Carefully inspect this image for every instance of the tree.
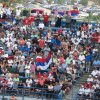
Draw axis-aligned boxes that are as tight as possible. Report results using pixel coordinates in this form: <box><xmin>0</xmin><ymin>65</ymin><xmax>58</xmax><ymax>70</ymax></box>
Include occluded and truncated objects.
<box><xmin>80</xmin><ymin>0</ymin><xmax>88</xmax><ymax>6</ymax></box>
<box><xmin>71</xmin><ymin>0</ymin><xmax>76</xmax><ymax>4</ymax></box>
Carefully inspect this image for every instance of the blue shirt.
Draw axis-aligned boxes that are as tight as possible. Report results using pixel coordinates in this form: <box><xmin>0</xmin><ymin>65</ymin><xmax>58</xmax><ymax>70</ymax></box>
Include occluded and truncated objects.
<box><xmin>85</xmin><ymin>55</ymin><xmax>92</xmax><ymax>62</ymax></box>
<box><xmin>51</xmin><ymin>38</ymin><xmax>61</xmax><ymax>46</ymax></box>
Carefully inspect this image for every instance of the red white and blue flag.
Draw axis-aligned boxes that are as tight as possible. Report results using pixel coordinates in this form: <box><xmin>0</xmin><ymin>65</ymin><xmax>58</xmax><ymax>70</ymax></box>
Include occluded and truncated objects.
<box><xmin>36</xmin><ymin>52</ymin><xmax>52</xmax><ymax>70</ymax></box>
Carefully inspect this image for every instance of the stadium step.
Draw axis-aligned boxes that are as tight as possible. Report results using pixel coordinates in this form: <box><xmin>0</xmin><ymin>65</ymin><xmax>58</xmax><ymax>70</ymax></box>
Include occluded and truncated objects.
<box><xmin>78</xmin><ymin>73</ymin><xmax>91</xmax><ymax>84</ymax></box>
<box><xmin>65</xmin><ymin>71</ymin><xmax>92</xmax><ymax>100</ymax></box>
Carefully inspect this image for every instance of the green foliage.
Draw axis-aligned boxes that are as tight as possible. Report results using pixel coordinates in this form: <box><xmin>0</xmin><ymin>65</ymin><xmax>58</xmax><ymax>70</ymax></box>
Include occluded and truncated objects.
<box><xmin>71</xmin><ymin>0</ymin><xmax>76</xmax><ymax>4</ymax></box>
<box><xmin>86</xmin><ymin>14</ymin><xmax>100</xmax><ymax>22</ymax></box>
<box><xmin>80</xmin><ymin>0</ymin><xmax>88</xmax><ymax>6</ymax></box>
<box><xmin>91</xmin><ymin>0</ymin><xmax>100</xmax><ymax>5</ymax></box>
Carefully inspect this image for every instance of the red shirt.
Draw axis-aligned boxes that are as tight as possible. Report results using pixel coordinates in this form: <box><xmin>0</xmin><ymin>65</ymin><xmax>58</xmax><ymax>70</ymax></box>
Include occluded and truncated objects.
<box><xmin>29</xmin><ymin>16</ymin><xmax>34</xmax><ymax>23</ymax></box>
<box><xmin>0</xmin><ymin>50</ymin><xmax>4</xmax><ymax>55</ymax></box>
<box><xmin>38</xmin><ymin>39</ymin><xmax>45</xmax><ymax>48</ymax></box>
<box><xmin>43</xmin><ymin>15</ymin><xmax>49</xmax><ymax>22</ymax></box>
<box><xmin>57</xmin><ymin>28</ymin><xmax>62</xmax><ymax>34</ymax></box>
<box><xmin>38</xmin><ymin>77</ymin><xmax>45</xmax><ymax>86</ymax></box>
<box><xmin>23</xmin><ymin>18</ymin><xmax>29</xmax><ymax>25</ymax></box>
<box><xmin>43</xmin><ymin>74</ymin><xmax>48</xmax><ymax>80</ymax></box>
<box><xmin>98</xmin><ymin>36</ymin><xmax>100</xmax><ymax>43</ymax></box>
<box><xmin>82</xmin><ymin>25</ymin><xmax>88</xmax><ymax>31</ymax></box>
<box><xmin>84</xmin><ymin>82</ymin><xmax>92</xmax><ymax>89</ymax></box>
<box><xmin>58</xmin><ymin>57</ymin><xmax>65</xmax><ymax>64</ymax></box>
<box><xmin>37</xmin><ymin>73</ymin><xmax>42</xmax><ymax>79</ymax></box>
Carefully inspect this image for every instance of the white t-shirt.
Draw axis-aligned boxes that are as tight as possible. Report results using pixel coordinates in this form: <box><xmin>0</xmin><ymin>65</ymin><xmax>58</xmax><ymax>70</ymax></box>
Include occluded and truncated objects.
<box><xmin>2</xmin><ymin>8</ymin><xmax>6</xmax><ymax>14</ymax></box>
<box><xmin>26</xmin><ymin>79</ymin><xmax>32</xmax><ymax>84</ymax></box>
<box><xmin>6</xmin><ymin>41</ymin><xmax>12</xmax><ymax>47</ymax></box>
<box><xmin>1</xmin><ymin>38</ymin><xmax>5</xmax><ymax>43</ymax></box>
<box><xmin>25</xmin><ymin>65</ymin><xmax>30</xmax><ymax>73</ymax></box>
<box><xmin>26</xmin><ymin>41</ymin><xmax>31</xmax><ymax>48</ymax></box>
<box><xmin>16</xmin><ymin>9</ymin><xmax>21</xmax><ymax>16</ymax></box>
<box><xmin>8</xmin><ymin>60</ymin><xmax>13</xmax><ymax>64</ymax></box>
<box><xmin>48</xmin><ymin>74</ymin><xmax>53</xmax><ymax>81</ymax></box>
<box><xmin>21</xmin><ymin>55</ymin><xmax>25</xmax><ymax>61</ymax></box>
<box><xmin>87</xmin><ymin>78</ymin><xmax>93</xmax><ymax>82</ymax></box>
<box><xmin>0</xmin><ymin>9</ymin><xmax>3</xmax><ymax>16</ymax></box>
<box><xmin>66</xmin><ymin>67</ymin><xmax>72</xmax><ymax>75</ymax></box>
<box><xmin>81</xmin><ymin>31</ymin><xmax>85</xmax><ymax>38</ymax></box>
<box><xmin>77</xmin><ymin>31</ymin><xmax>80</xmax><ymax>36</ymax></box>
<box><xmin>88</xmin><ymin>24</ymin><xmax>92</xmax><ymax>30</ymax></box>
<box><xmin>91</xmin><ymin>70</ymin><xmax>98</xmax><ymax>76</ymax></box>
<box><xmin>6</xmin><ymin>8</ymin><xmax>12</xmax><ymax>15</ymax></box>
<box><xmin>96</xmin><ymin>27</ymin><xmax>100</xmax><ymax>32</ymax></box>
<box><xmin>7</xmin><ymin>81</ymin><xmax>14</xmax><ymax>87</ymax></box>
<box><xmin>39</xmin><ymin>23</ymin><xmax>44</xmax><ymax>29</ymax></box>
<box><xmin>84</xmin><ymin>88</ymin><xmax>91</xmax><ymax>95</ymax></box>
<box><xmin>26</xmin><ymin>79</ymin><xmax>32</xmax><ymax>87</ymax></box>
<box><xmin>79</xmin><ymin>55</ymin><xmax>85</xmax><ymax>61</ymax></box>
<box><xmin>79</xmin><ymin>88</ymin><xmax>84</xmax><ymax>94</ymax></box>
<box><xmin>13</xmin><ymin>44</ymin><xmax>18</xmax><ymax>50</ymax></box>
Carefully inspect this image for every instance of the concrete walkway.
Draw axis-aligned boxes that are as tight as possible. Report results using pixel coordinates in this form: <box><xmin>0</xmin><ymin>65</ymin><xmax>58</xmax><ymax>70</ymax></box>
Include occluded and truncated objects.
<box><xmin>0</xmin><ymin>95</ymin><xmax>47</xmax><ymax>100</ymax></box>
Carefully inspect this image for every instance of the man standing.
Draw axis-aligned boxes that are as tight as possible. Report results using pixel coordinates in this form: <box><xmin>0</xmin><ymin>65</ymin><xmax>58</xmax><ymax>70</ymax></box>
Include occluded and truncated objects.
<box><xmin>85</xmin><ymin>53</ymin><xmax>92</xmax><ymax>72</ymax></box>
<box><xmin>16</xmin><ymin>8</ymin><xmax>21</xmax><ymax>17</ymax></box>
<box><xmin>43</xmin><ymin>12</ymin><xmax>49</xmax><ymax>26</ymax></box>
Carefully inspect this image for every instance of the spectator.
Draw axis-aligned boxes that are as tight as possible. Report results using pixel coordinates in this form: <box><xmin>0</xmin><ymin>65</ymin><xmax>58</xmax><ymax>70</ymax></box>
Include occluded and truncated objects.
<box><xmin>25</xmin><ymin>63</ymin><xmax>30</xmax><ymax>78</ymax></box>
<box><xmin>26</xmin><ymin>77</ymin><xmax>32</xmax><ymax>88</ymax></box>
<box><xmin>87</xmin><ymin>75</ymin><xmax>93</xmax><ymax>82</ymax></box>
<box><xmin>10</xmin><ymin>94</ymin><xmax>16</xmax><ymax>100</ymax></box>
<box><xmin>13</xmin><ymin>74</ymin><xmax>19</xmax><ymax>84</ymax></box>
<box><xmin>78</xmin><ymin>85</ymin><xmax>84</xmax><ymax>96</ymax></box>
<box><xmin>53</xmin><ymin>82</ymin><xmax>61</xmax><ymax>93</ymax></box>
<box><xmin>16</xmin><ymin>8</ymin><xmax>21</xmax><ymax>17</ymax></box>
<box><xmin>43</xmin><ymin>13</ymin><xmax>49</xmax><ymax>26</ymax></box>
<box><xmin>0</xmin><ymin>4</ymin><xmax>99</xmax><ymax>100</ymax></box>
<box><xmin>85</xmin><ymin>53</ymin><xmax>92</xmax><ymax>72</ymax></box>
<box><xmin>38</xmin><ymin>21</ymin><xmax>44</xmax><ymax>30</ymax></box>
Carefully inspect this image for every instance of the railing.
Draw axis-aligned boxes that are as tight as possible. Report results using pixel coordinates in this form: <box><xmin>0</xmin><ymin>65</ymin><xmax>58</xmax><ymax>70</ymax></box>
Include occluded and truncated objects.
<box><xmin>75</xmin><ymin>89</ymin><xmax>99</xmax><ymax>100</ymax></box>
<box><xmin>0</xmin><ymin>86</ymin><xmax>63</xmax><ymax>100</ymax></box>
<box><xmin>69</xmin><ymin>82</ymin><xmax>100</xmax><ymax>100</ymax></box>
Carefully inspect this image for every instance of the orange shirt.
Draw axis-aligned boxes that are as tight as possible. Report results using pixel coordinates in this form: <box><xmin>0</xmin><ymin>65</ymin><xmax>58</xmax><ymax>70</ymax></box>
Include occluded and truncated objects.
<box><xmin>58</xmin><ymin>57</ymin><xmax>65</xmax><ymax>64</ymax></box>
<box><xmin>19</xmin><ymin>39</ymin><xmax>25</xmax><ymax>45</ymax></box>
<box><xmin>38</xmin><ymin>78</ymin><xmax>45</xmax><ymax>86</ymax></box>
<box><xmin>38</xmin><ymin>39</ymin><xmax>45</xmax><ymax>48</ymax></box>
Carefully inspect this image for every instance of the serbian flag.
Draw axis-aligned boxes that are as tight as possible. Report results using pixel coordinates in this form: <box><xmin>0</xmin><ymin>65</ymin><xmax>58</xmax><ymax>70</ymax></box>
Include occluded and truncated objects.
<box><xmin>71</xmin><ymin>9</ymin><xmax>79</xmax><ymax>16</ymax></box>
<box><xmin>36</xmin><ymin>52</ymin><xmax>52</xmax><ymax>70</ymax></box>
<box><xmin>23</xmin><ymin>17</ymin><xmax>30</xmax><ymax>25</ymax></box>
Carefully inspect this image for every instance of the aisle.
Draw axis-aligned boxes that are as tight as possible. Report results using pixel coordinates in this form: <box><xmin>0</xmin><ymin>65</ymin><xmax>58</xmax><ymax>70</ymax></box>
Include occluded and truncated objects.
<box><xmin>65</xmin><ymin>72</ymin><xmax>92</xmax><ymax>100</ymax></box>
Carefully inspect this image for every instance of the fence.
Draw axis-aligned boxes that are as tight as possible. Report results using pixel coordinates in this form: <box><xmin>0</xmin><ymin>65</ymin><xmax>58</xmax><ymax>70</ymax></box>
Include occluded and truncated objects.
<box><xmin>71</xmin><ymin>83</ymin><xmax>100</xmax><ymax>100</ymax></box>
<box><xmin>1</xmin><ymin>84</ymin><xmax>99</xmax><ymax>100</ymax></box>
<box><xmin>0</xmin><ymin>86</ymin><xmax>63</xmax><ymax>100</ymax></box>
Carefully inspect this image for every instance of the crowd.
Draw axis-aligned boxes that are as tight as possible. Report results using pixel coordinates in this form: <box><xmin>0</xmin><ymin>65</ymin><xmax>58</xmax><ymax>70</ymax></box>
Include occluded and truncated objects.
<box><xmin>78</xmin><ymin>59</ymin><xmax>100</xmax><ymax>100</ymax></box>
<box><xmin>0</xmin><ymin>4</ymin><xmax>100</xmax><ymax>100</ymax></box>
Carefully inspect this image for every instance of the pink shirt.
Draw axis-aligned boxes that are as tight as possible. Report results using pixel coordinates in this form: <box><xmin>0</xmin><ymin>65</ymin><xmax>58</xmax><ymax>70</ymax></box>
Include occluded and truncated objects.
<box><xmin>30</xmin><ymin>64</ymin><xmax>36</xmax><ymax>73</ymax></box>
<box><xmin>58</xmin><ymin>57</ymin><xmax>65</xmax><ymax>64</ymax></box>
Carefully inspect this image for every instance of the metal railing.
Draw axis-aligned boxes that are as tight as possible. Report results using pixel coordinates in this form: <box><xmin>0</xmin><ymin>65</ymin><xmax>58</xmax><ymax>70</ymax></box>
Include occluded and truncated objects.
<box><xmin>0</xmin><ymin>86</ymin><xmax>63</xmax><ymax>100</ymax></box>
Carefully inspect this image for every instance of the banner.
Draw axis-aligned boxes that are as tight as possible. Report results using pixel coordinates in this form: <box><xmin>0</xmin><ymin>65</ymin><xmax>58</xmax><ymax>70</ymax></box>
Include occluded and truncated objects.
<box><xmin>36</xmin><ymin>52</ymin><xmax>52</xmax><ymax>70</ymax></box>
